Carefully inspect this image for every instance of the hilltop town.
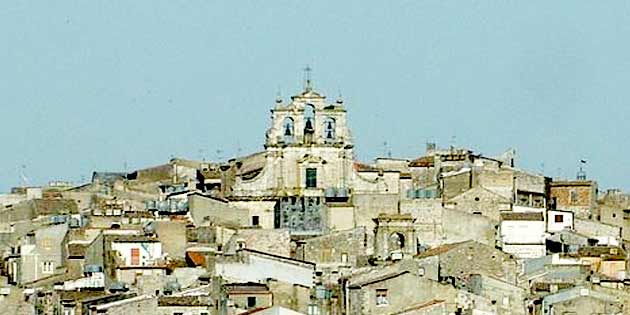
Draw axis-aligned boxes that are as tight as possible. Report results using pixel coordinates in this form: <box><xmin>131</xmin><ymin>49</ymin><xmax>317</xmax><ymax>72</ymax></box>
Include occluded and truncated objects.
<box><xmin>1</xmin><ymin>81</ymin><xmax>629</xmax><ymax>315</ymax></box>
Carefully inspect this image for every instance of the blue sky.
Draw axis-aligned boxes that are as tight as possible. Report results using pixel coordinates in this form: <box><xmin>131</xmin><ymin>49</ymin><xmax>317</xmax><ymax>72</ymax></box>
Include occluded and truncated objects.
<box><xmin>1</xmin><ymin>1</ymin><xmax>630</xmax><ymax>192</ymax></box>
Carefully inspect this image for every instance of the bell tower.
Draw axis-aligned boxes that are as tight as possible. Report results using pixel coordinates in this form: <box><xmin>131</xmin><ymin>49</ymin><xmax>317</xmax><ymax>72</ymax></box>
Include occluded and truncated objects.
<box><xmin>265</xmin><ymin>83</ymin><xmax>352</xmax><ymax>149</ymax></box>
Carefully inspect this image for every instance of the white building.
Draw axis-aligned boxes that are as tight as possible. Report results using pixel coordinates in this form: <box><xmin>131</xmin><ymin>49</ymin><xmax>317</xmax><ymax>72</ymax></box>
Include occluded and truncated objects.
<box><xmin>500</xmin><ymin>212</ymin><xmax>546</xmax><ymax>259</ymax></box>
<box><xmin>110</xmin><ymin>237</ymin><xmax>163</xmax><ymax>267</ymax></box>
<box><xmin>216</xmin><ymin>249</ymin><xmax>315</xmax><ymax>288</ymax></box>
<box><xmin>546</xmin><ymin>209</ymin><xmax>574</xmax><ymax>233</ymax></box>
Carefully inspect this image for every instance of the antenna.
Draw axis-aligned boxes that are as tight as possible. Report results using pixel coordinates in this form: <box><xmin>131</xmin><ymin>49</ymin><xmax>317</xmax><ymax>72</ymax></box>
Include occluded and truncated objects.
<box><xmin>383</xmin><ymin>141</ymin><xmax>392</xmax><ymax>158</ymax></box>
<box><xmin>577</xmin><ymin>159</ymin><xmax>587</xmax><ymax>180</ymax></box>
<box><xmin>276</xmin><ymin>86</ymin><xmax>282</xmax><ymax>103</ymax></box>
<box><xmin>450</xmin><ymin>135</ymin><xmax>457</xmax><ymax>149</ymax></box>
<box><xmin>18</xmin><ymin>164</ymin><xmax>29</xmax><ymax>187</ymax></box>
<box><xmin>236</xmin><ymin>139</ymin><xmax>242</xmax><ymax>158</ymax></box>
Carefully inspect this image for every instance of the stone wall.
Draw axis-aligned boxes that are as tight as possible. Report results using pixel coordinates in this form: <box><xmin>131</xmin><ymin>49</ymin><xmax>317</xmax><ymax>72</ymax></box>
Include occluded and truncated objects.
<box><xmin>348</xmin><ymin>273</ymin><xmax>457</xmax><ymax>315</ymax></box>
<box><xmin>300</xmin><ymin>227</ymin><xmax>372</xmax><ymax>267</ymax></box>
<box><xmin>438</xmin><ymin>242</ymin><xmax>518</xmax><ymax>283</ymax></box>
<box><xmin>352</xmin><ymin>194</ymin><xmax>399</xmax><ymax>229</ymax></box>
<box><xmin>188</xmin><ymin>195</ymin><xmax>248</xmax><ymax>227</ymax></box>
<box><xmin>156</xmin><ymin>221</ymin><xmax>187</xmax><ymax>259</ymax></box>
<box><xmin>224</xmin><ymin>228</ymin><xmax>291</xmax><ymax>257</ymax></box>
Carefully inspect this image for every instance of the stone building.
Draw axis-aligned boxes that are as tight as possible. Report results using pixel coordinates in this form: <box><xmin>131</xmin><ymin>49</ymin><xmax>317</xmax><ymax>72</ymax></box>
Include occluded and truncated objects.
<box><xmin>296</xmin><ymin>226</ymin><xmax>372</xmax><ymax>268</ymax></box>
<box><xmin>549</xmin><ymin>180</ymin><xmax>598</xmax><ymax>219</ymax></box>
<box><xmin>597</xmin><ymin>189</ymin><xmax>630</xmax><ymax>241</ymax></box>
<box><xmin>415</xmin><ymin>240</ymin><xmax>519</xmax><ymax>285</ymax></box>
<box><xmin>540</xmin><ymin>286</ymin><xmax>623</xmax><ymax>315</ymax></box>
<box><xmin>345</xmin><ymin>268</ymin><xmax>457</xmax><ymax>315</ymax></box>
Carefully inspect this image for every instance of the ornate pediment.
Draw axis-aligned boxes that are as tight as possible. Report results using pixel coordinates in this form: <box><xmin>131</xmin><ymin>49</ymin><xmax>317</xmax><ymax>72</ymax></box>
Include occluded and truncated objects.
<box><xmin>298</xmin><ymin>154</ymin><xmax>325</xmax><ymax>164</ymax></box>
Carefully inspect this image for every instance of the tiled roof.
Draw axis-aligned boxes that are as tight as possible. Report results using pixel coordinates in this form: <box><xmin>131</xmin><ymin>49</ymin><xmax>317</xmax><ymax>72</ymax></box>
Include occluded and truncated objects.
<box><xmin>500</xmin><ymin>212</ymin><xmax>544</xmax><ymax>221</ymax></box>
<box><xmin>409</xmin><ymin>155</ymin><xmax>435</xmax><ymax>167</ymax></box>
<box><xmin>158</xmin><ymin>295</ymin><xmax>211</xmax><ymax>307</ymax></box>
<box><xmin>415</xmin><ymin>241</ymin><xmax>470</xmax><ymax>259</ymax></box>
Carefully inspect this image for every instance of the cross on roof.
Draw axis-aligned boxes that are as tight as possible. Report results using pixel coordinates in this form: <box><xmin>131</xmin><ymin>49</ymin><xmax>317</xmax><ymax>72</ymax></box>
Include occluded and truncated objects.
<box><xmin>303</xmin><ymin>65</ymin><xmax>313</xmax><ymax>91</ymax></box>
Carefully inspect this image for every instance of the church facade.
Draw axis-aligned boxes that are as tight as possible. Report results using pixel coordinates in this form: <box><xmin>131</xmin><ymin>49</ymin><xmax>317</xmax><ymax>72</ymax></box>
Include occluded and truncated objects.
<box><xmin>206</xmin><ymin>81</ymin><xmax>402</xmax><ymax>236</ymax></box>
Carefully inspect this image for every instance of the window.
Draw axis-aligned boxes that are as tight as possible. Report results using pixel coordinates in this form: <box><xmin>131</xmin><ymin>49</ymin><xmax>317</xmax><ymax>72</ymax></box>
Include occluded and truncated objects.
<box><xmin>308</xmin><ymin>304</ymin><xmax>320</xmax><ymax>315</ymax></box>
<box><xmin>341</xmin><ymin>253</ymin><xmax>348</xmax><ymax>263</ymax></box>
<box><xmin>131</xmin><ymin>248</ymin><xmax>140</xmax><ymax>266</ymax></box>
<box><xmin>247</xmin><ymin>296</ymin><xmax>257</xmax><ymax>308</ymax></box>
<box><xmin>376</xmin><ymin>289</ymin><xmax>388</xmax><ymax>306</ymax></box>
<box><xmin>418</xmin><ymin>267</ymin><xmax>425</xmax><ymax>276</ymax></box>
<box><xmin>306</xmin><ymin>168</ymin><xmax>317</xmax><ymax>188</ymax></box>
<box><xmin>173</xmin><ymin>313</ymin><xmax>183</xmax><ymax>315</ymax></box>
<box><xmin>554</xmin><ymin>215</ymin><xmax>564</xmax><ymax>223</ymax></box>
<box><xmin>42</xmin><ymin>261</ymin><xmax>54</xmax><ymax>274</ymax></box>
<box><xmin>570</xmin><ymin>189</ymin><xmax>578</xmax><ymax>204</ymax></box>
<box><xmin>252</xmin><ymin>216</ymin><xmax>260</xmax><ymax>227</ymax></box>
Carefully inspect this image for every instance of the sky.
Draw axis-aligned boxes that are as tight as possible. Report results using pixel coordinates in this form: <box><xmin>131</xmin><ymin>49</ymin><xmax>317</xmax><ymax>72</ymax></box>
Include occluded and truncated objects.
<box><xmin>1</xmin><ymin>1</ymin><xmax>630</xmax><ymax>192</ymax></box>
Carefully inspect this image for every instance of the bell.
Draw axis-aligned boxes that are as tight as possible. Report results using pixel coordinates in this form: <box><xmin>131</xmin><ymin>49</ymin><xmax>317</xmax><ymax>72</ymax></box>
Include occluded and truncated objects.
<box><xmin>305</xmin><ymin>119</ymin><xmax>314</xmax><ymax>132</ymax></box>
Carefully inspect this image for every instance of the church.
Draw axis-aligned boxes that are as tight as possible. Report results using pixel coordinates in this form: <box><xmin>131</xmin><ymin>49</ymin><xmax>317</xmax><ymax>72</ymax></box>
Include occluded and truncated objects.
<box><xmin>198</xmin><ymin>78</ymin><xmax>406</xmax><ymax>237</ymax></box>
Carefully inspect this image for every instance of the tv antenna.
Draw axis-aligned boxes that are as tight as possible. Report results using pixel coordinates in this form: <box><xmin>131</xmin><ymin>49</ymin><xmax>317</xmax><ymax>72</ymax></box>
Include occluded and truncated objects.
<box><xmin>18</xmin><ymin>164</ymin><xmax>29</xmax><ymax>187</ymax></box>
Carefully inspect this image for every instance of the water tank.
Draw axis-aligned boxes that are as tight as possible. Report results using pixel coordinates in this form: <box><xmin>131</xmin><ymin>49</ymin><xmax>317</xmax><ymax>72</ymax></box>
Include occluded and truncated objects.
<box><xmin>337</xmin><ymin>187</ymin><xmax>348</xmax><ymax>198</ymax></box>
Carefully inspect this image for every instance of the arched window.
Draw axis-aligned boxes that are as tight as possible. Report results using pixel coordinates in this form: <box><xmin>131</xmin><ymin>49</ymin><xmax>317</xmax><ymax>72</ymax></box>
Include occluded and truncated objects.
<box><xmin>283</xmin><ymin>117</ymin><xmax>294</xmax><ymax>143</ymax></box>
<box><xmin>323</xmin><ymin>117</ymin><xmax>336</xmax><ymax>141</ymax></box>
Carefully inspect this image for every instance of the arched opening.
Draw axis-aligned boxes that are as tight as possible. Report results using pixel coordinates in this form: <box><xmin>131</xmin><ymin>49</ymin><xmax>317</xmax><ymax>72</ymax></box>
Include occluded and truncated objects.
<box><xmin>323</xmin><ymin>117</ymin><xmax>336</xmax><ymax>141</ymax></box>
<box><xmin>283</xmin><ymin>117</ymin><xmax>295</xmax><ymax>143</ymax></box>
<box><xmin>389</xmin><ymin>232</ymin><xmax>405</xmax><ymax>251</ymax></box>
<box><xmin>303</xmin><ymin>104</ymin><xmax>315</xmax><ymax>144</ymax></box>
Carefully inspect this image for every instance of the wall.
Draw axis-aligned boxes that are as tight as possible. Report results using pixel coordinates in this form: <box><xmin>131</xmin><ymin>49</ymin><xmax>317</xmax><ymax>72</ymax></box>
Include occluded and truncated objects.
<box><xmin>224</xmin><ymin>229</ymin><xmax>291</xmax><ymax>257</ymax></box>
<box><xmin>446</xmin><ymin>186</ymin><xmax>511</xmax><ymax>222</ymax></box>
<box><xmin>216</xmin><ymin>251</ymin><xmax>315</xmax><ymax>288</ymax></box>
<box><xmin>228</xmin><ymin>291</ymin><xmax>272</xmax><ymax>311</ymax></box>
<box><xmin>348</xmin><ymin>273</ymin><xmax>457</xmax><ymax>315</ymax></box>
<box><xmin>438</xmin><ymin>242</ymin><xmax>518</xmax><ymax>283</ymax></box>
<box><xmin>441</xmin><ymin>208</ymin><xmax>497</xmax><ymax>246</ymax></box>
<box><xmin>155</xmin><ymin>221</ymin><xmax>187</xmax><ymax>258</ymax></box>
<box><xmin>500</xmin><ymin>220</ymin><xmax>545</xmax><ymax>244</ymax></box>
<box><xmin>574</xmin><ymin>218</ymin><xmax>621</xmax><ymax>239</ymax></box>
<box><xmin>92</xmin><ymin>295</ymin><xmax>158</xmax><ymax>315</ymax></box>
<box><xmin>325</xmin><ymin>204</ymin><xmax>354</xmax><ymax>231</ymax></box>
<box><xmin>550</xmin><ymin>181</ymin><xmax>597</xmax><ymax>219</ymax></box>
<box><xmin>501</xmin><ymin>244</ymin><xmax>546</xmax><ymax>259</ymax></box>
<box><xmin>547</xmin><ymin>210</ymin><xmax>574</xmax><ymax>233</ymax></box>
<box><xmin>188</xmin><ymin>195</ymin><xmax>249</xmax><ymax>227</ymax></box>
<box><xmin>230</xmin><ymin>201</ymin><xmax>277</xmax><ymax>230</ymax></box>
<box><xmin>301</xmin><ymin>227</ymin><xmax>371</xmax><ymax>267</ymax></box>
<box><xmin>267</xmin><ymin>280</ymin><xmax>311</xmax><ymax>314</ymax></box>
<box><xmin>352</xmin><ymin>194</ymin><xmax>399</xmax><ymax>229</ymax></box>
<box><xmin>111</xmin><ymin>241</ymin><xmax>162</xmax><ymax>266</ymax></box>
